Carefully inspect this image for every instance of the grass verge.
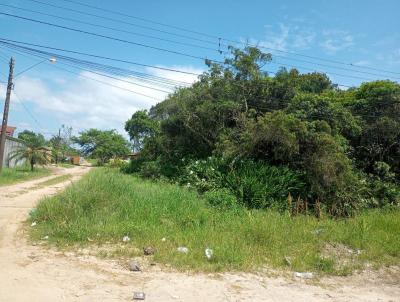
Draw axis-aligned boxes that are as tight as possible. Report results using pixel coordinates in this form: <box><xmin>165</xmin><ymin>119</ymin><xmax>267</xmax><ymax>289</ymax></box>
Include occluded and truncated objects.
<box><xmin>57</xmin><ymin>163</ymin><xmax>76</xmax><ymax>169</ymax></box>
<box><xmin>29</xmin><ymin>168</ymin><xmax>400</xmax><ymax>274</ymax></box>
<box><xmin>34</xmin><ymin>174</ymin><xmax>72</xmax><ymax>188</ymax></box>
<box><xmin>0</xmin><ymin>166</ymin><xmax>50</xmax><ymax>186</ymax></box>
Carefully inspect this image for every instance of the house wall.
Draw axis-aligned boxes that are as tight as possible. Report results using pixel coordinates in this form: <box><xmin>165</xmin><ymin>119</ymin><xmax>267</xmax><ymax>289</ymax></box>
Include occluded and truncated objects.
<box><xmin>2</xmin><ymin>137</ymin><xmax>26</xmax><ymax>168</ymax></box>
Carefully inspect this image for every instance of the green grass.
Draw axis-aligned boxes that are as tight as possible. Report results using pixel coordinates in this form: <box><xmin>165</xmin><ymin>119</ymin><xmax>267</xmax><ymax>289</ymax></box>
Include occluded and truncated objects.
<box><xmin>34</xmin><ymin>174</ymin><xmax>72</xmax><ymax>188</ymax></box>
<box><xmin>57</xmin><ymin>163</ymin><xmax>76</xmax><ymax>169</ymax></box>
<box><xmin>29</xmin><ymin>168</ymin><xmax>400</xmax><ymax>275</ymax></box>
<box><xmin>0</xmin><ymin>166</ymin><xmax>51</xmax><ymax>186</ymax></box>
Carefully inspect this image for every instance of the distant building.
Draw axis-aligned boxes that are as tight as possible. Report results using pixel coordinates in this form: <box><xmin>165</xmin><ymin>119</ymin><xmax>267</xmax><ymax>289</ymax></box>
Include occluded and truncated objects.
<box><xmin>0</xmin><ymin>126</ymin><xmax>16</xmax><ymax>137</ymax></box>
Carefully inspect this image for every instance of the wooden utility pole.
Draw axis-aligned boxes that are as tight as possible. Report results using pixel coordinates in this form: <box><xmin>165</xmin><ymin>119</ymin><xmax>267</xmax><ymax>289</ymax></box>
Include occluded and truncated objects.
<box><xmin>0</xmin><ymin>57</ymin><xmax>15</xmax><ymax>172</ymax></box>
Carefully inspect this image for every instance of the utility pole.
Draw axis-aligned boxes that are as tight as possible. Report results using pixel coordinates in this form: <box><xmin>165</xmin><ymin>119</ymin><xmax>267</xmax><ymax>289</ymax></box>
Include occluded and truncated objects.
<box><xmin>0</xmin><ymin>57</ymin><xmax>15</xmax><ymax>173</ymax></box>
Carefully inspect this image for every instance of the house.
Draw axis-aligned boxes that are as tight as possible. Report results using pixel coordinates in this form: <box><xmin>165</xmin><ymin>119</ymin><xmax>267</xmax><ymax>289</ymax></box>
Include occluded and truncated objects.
<box><xmin>0</xmin><ymin>126</ymin><xmax>16</xmax><ymax>137</ymax></box>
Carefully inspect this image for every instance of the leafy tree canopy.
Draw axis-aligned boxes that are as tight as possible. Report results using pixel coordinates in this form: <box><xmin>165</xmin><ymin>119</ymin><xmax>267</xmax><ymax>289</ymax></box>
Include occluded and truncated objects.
<box><xmin>73</xmin><ymin>129</ymin><xmax>131</xmax><ymax>164</ymax></box>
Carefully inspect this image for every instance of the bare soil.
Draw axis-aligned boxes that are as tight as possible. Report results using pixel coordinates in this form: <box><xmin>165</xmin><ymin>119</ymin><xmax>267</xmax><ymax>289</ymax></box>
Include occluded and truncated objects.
<box><xmin>0</xmin><ymin>166</ymin><xmax>399</xmax><ymax>302</ymax></box>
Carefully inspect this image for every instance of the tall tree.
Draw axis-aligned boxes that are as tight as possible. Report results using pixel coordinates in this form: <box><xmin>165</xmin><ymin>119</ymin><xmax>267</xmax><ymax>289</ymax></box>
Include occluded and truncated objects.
<box><xmin>73</xmin><ymin>129</ymin><xmax>131</xmax><ymax>165</ymax></box>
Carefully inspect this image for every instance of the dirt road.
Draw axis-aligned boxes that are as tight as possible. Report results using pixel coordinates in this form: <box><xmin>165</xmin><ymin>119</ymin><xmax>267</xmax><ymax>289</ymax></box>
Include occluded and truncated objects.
<box><xmin>0</xmin><ymin>166</ymin><xmax>399</xmax><ymax>302</ymax></box>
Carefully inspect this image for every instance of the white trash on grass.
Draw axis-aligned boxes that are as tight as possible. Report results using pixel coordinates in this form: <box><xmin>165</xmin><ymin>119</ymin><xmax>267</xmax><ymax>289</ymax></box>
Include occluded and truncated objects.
<box><xmin>205</xmin><ymin>248</ymin><xmax>213</xmax><ymax>260</ymax></box>
<box><xmin>177</xmin><ymin>247</ymin><xmax>189</xmax><ymax>254</ymax></box>
<box><xmin>294</xmin><ymin>272</ymin><xmax>314</xmax><ymax>279</ymax></box>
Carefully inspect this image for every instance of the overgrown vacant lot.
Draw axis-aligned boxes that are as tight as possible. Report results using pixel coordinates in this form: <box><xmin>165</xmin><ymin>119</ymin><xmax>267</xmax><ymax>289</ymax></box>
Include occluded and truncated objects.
<box><xmin>0</xmin><ymin>166</ymin><xmax>50</xmax><ymax>186</ymax></box>
<box><xmin>30</xmin><ymin>168</ymin><xmax>400</xmax><ymax>275</ymax></box>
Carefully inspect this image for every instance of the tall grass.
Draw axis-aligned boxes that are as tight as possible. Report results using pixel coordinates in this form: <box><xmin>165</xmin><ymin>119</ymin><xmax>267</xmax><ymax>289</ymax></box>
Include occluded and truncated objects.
<box><xmin>0</xmin><ymin>166</ymin><xmax>50</xmax><ymax>186</ymax></box>
<box><xmin>30</xmin><ymin>168</ymin><xmax>400</xmax><ymax>274</ymax></box>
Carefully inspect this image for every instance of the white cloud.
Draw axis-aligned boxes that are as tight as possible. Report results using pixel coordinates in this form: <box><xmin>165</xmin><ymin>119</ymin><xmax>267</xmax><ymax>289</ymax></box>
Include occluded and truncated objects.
<box><xmin>10</xmin><ymin>65</ymin><xmax>203</xmax><ymax>134</ymax></box>
<box><xmin>251</xmin><ymin>23</ymin><xmax>316</xmax><ymax>55</ymax></box>
<box><xmin>260</xmin><ymin>23</ymin><xmax>291</xmax><ymax>51</ymax></box>
<box><xmin>320</xmin><ymin>30</ymin><xmax>354</xmax><ymax>53</ymax></box>
<box><xmin>352</xmin><ymin>60</ymin><xmax>371</xmax><ymax>67</ymax></box>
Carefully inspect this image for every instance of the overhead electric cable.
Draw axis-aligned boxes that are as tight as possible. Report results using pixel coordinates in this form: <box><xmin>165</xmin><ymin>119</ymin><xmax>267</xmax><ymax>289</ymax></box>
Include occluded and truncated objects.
<box><xmin>24</xmin><ymin>0</ymin><xmax>400</xmax><ymax>76</ymax></box>
<box><xmin>0</xmin><ymin>41</ymin><xmax>196</xmax><ymax>87</ymax></box>
<box><xmin>0</xmin><ymin>3</ymin><xmax>224</xmax><ymax>54</ymax></box>
<box><xmin>0</xmin><ymin>12</ymin><xmax>224</xmax><ymax>63</ymax></box>
<box><xmin>0</xmin><ymin>45</ymin><xmax>166</xmax><ymax>100</ymax></box>
<box><xmin>22</xmin><ymin>0</ymin><xmax>220</xmax><ymax>46</ymax></box>
<box><xmin>0</xmin><ymin>37</ymin><xmax>203</xmax><ymax>76</ymax></box>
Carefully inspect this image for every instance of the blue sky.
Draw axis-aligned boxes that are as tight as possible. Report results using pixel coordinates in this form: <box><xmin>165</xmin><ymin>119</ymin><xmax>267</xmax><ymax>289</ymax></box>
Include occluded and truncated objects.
<box><xmin>0</xmin><ymin>0</ymin><xmax>399</xmax><ymax>137</ymax></box>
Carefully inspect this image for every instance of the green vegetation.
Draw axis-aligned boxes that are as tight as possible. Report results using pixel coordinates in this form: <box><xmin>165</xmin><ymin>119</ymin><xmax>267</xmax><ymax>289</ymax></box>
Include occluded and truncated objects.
<box><xmin>12</xmin><ymin>130</ymin><xmax>50</xmax><ymax>171</ymax></box>
<box><xmin>73</xmin><ymin>128</ymin><xmax>131</xmax><ymax>165</ymax></box>
<box><xmin>49</xmin><ymin>125</ymin><xmax>76</xmax><ymax>164</ymax></box>
<box><xmin>28</xmin><ymin>46</ymin><xmax>400</xmax><ymax>275</ymax></box>
<box><xmin>57</xmin><ymin>163</ymin><xmax>76</xmax><ymax>169</ymax></box>
<box><xmin>34</xmin><ymin>174</ymin><xmax>72</xmax><ymax>188</ymax></box>
<box><xmin>0</xmin><ymin>166</ymin><xmax>50</xmax><ymax>186</ymax></box>
<box><xmin>124</xmin><ymin>46</ymin><xmax>400</xmax><ymax>217</ymax></box>
<box><xmin>30</xmin><ymin>168</ymin><xmax>400</xmax><ymax>274</ymax></box>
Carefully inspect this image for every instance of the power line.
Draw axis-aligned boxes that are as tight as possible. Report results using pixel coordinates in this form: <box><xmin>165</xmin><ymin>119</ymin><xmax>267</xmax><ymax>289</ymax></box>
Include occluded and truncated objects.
<box><xmin>0</xmin><ymin>44</ymin><xmax>166</xmax><ymax>100</ymax></box>
<box><xmin>22</xmin><ymin>0</ymin><xmax>219</xmax><ymax>47</ymax></box>
<box><xmin>0</xmin><ymin>41</ymin><xmax>194</xmax><ymax>85</ymax></box>
<box><xmin>0</xmin><ymin>37</ymin><xmax>202</xmax><ymax>76</ymax></box>
<box><xmin>1</xmin><ymin>5</ymin><xmax>396</xmax><ymax>81</ymax></box>
<box><xmin>268</xmin><ymin>61</ymin><xmax>380</xmax><ymax>82</ymax></box>
<box><xmin>271</xmin><ymin>54</ymin><xmax>400</xmax><ymax>80</ymax></box>
<box><xmin>0</xmin><ymin>38</ymin><xmax>382</xmax><ymax>85</ymax></box>
<box><xmin>12</xmin><ymin>91</ymin><xmax>44</xmax><ymax>129</ymax></box>
<box><xmin>55</xmin><ymin>0</ymin><xmax>220</xmax><ymax>40</ymax></box>
<box><xmin>34</xmin><ymin>0</ymin><xmax>400</xmax><ymax>76</ymax></box>
<box><xmin>0</xmin><ymin>11</ymin><xmax>223</xmax><ymax>63</ymax></box>
<box><xmin>0</xmin><ymin>3</ymin><xmax>224</xmax><ymax>54</ymax></box>
<box><xmin>0</xmin><ymin>39</ymin><xmax>356</xmax><ymax>90</ymax></box>
<box><xmin>0</xmin><ymin>46</ymin><xmax>191</xmax><ymax>94</ymax></box>
<box><xmin>0</xmin><ymin>77</ymin><xmax>44</xmax><ymax>133</ymax></box>
<box><xmin>2</xmin><ymin>11</ymin><xmax>398</xmax><ymax>85</ymax></box>
<box><xmin>49</xmin><ymin>64</ymin><xmax>166</xmax><ymax>101</ymax></box>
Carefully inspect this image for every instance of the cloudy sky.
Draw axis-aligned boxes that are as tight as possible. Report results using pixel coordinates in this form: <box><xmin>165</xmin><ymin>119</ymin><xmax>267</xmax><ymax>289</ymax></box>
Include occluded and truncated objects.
<box><xmin>0</xmin><ymin>0</ymin><xmax>399</xmax><ymax>138</ymax></box>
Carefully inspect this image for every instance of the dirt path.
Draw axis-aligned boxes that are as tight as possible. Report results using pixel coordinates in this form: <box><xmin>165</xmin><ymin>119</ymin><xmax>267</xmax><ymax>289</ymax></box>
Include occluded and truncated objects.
<box><xmin>0</xmin><ymin>166</ymin><xmax>399</xmax><ymax>302</ymax></box>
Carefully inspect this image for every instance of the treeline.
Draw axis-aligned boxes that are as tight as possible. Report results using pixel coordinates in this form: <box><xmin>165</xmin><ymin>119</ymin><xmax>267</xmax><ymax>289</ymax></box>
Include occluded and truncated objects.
<box><xmin>14</xmin><ymin>127</ymin><xmax>131</xmax><ymax>169</ymax></box>
<box><xmin>124</xmin><ymin>47</ymin><xmax>400</xmax><ymax>217</ymax></box>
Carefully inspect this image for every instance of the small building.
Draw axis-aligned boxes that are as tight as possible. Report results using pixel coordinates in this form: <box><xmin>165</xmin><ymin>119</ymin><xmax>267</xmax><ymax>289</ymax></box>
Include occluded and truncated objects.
<box><xmin>71</xmin><ymin>156</ymin><xmax>81</xmax><ymax>165</ymax></box>
<box><xmin>0</xmin><ymin>126</ymin><xmax>16</xmax><ymax>137</ymax></box>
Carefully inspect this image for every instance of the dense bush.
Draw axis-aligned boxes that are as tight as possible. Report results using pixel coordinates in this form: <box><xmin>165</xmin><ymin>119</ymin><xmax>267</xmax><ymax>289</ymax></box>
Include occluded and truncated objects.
<box><xmin>178</xmin><ymin>157</ymin><xmax>305</xmax><ymax>210</ymax></box>
<box><xmin>123</xmin><ymin>46</ymin><xmax>400</xmax><ymax>217</ymax></box>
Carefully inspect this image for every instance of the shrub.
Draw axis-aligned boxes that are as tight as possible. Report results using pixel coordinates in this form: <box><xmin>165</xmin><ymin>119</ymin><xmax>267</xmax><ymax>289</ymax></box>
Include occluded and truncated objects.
<box><xmin>364</xmin><ymin>177</ymin><xmax>400</xmax><ymax>209</ymax></box>
<box><xmin>178</xmin><ymin>157</ymin><xmax>229</xmax><ymax>192</ymax></box>
<box><xmin>121</xmin><ymin>157</ymin><xmax>146</xmax><ymax>174</ymax></box>
<box><xmin>225</xmin><ymin>160</ymin><xmax>306</xmax><ymax>210</ymax></box>
<box><xmin>139</xmin><ymin>160</ymin><xmax>162</xmax><ymax>179</ymax></box>
<box><xmin>106</xmin><ymin>158</ymin><xmax>128</xmax><ymax>169</ymax></box>
<box><xmin>203</xmin><ymin>189</ymin><xmax>238</xmax><ymax>210</ymax></box>
<box><xmin>179</xmin><ymin>157</ymin><xmax>306</xmax><ymax>210</ymax></box>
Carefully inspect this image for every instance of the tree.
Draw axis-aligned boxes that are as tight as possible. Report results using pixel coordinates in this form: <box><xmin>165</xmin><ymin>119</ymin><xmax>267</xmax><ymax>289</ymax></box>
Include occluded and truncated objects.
<box><xmin>18</xmin><ymin>130</ymin><xmax>46</xmax><ymax>146</ymax></box>
<box><xmin>49</xmin><ymin>125</ymin><xmax>74</xmax><ymax>164</ymax></box>
<box><xmin>12</xmin><ymin>131</ymin><xmax>50</xmax><ymax>171</ymax></box>
<box><xmin>349</xmin><ymin>81</ymin><xmax>400</xmax><ymax>174</ymax></box>
<box><xmin>122</xmin><ymin>46</ymin><xmax>400</xmax><ymax>216</ymax></box>
<box><xmin>125</xmin><ymin>110</ymin><xmax>159</xmax><ymax>152</ymax></box>
<box><xmin>73</xmin><ymin>129</ymin><xmax>131</xmax><ymax>165</ymax></box>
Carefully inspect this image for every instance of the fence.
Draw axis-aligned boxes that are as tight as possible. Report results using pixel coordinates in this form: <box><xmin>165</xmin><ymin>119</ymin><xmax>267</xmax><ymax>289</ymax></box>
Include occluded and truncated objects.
<box><xmin>2</xmin><ymin>137</ymin><xmax>26</xmax><ymax>168</ymax></box>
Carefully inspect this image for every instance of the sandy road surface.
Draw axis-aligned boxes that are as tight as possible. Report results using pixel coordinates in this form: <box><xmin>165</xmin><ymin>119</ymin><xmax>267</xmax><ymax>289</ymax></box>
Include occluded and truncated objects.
<box><xmin>0</xmin><ymin>166</ymin><xmax>399</xmax><ymax>302</ymax></box>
